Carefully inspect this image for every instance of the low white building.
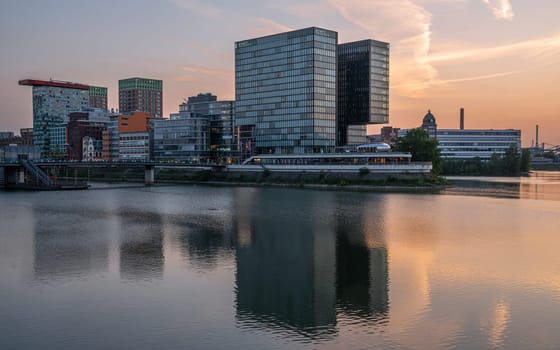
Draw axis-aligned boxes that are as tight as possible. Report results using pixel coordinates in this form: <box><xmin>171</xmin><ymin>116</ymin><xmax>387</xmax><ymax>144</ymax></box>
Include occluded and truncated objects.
<box><xmin>436</xmin><ymin>129</ymin><xmax>521</xmax><ymax>159</ymax></box>
<box><xmin>399</xmin><ymin>110</ymin><xmax>521</xmax><ymax>159</ymax></box>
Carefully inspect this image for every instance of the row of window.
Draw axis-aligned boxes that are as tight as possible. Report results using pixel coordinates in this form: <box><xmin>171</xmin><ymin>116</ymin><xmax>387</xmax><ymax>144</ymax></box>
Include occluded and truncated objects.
<box><xmin>438</xmin><ymin>131</ymin><xmax>520</xmax><ymax>136</ymax></box>
<box><xmin>237</xmin><ymin>72</ymin><xmax>336</xmax><ymax>84</ymax></box>
<box><xmin>238</xmin><ymin>84</ymin><xmax>337</xmax><ymax>97</ymax></box>
<box><xmin>236</xmin><ymin>88</ymin><xmax>336</xmax><ymax>101</ymax></box>
<box><xmin>439</xmin><ymin>142</ymin><xmax>521</xmax><ymax>147</ymax></box>
<box><xmin>236</xmin><ymin>41</ymin><xmax>337</xmax><ymax>60</ymax></box>
<box><xmin>236</xmin><ymin>49</ymin><xmax>336</xmax><ymax>67</ymax></box>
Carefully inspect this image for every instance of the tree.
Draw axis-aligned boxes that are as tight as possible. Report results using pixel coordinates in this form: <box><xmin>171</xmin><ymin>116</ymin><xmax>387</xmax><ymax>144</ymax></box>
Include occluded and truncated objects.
<box><xmin>520</xmin><ymin>148</ymin><xmax>531</xmax><ymax>173</ymax></box>
<box><xmin>396</xmin><ymin>128</ymin><xmax>441</xmax><ymax>174</ymax></box>
<box><xmin>503</xmin><ymin>146</ymin><xmax>521</xmax><ymax>175</ymax></box>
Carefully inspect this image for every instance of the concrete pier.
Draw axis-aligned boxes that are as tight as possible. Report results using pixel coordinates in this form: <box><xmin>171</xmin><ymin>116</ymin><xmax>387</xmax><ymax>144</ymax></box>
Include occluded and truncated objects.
<box><xmin>17</xmin><ymin>169</ymin><xmax>25</xmax><ymax>184</ymax></box>
<box><xmin>145</xmin><ymin>165</ymin><xmax>155</xmax><ymax>186</ymax></box>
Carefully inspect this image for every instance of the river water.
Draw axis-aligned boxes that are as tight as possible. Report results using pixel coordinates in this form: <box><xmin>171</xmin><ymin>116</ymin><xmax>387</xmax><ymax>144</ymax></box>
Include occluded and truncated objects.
<box><xmin>1</xmin><ymin>172</ymin><xmax>560</xmax><ymax>349</ymax></box>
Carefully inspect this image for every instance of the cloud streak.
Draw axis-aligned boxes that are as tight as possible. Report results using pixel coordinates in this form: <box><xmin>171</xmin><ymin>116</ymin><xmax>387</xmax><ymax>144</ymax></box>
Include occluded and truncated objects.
<box><xmin>481</xmin><ymin>0</ymin><xmax>514</xmax><ymax>21</ymax></box>
<box><xmin>392</xmin><ymin>71</ymin><xmax>516</xmax><ymax>91</ymax></box>
<box><xmin>327</xmin><ymin>0</ymin><xmax>437</xmax><ymax>96</ymax></box>
<box><xmin>426</xmin><ymin>33</ymin><xmax>560</xmax><ymax>63</ymax></box>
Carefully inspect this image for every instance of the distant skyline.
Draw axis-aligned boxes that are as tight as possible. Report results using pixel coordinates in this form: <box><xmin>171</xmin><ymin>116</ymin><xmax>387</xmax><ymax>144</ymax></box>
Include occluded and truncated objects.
<box><xmin>1</xmin><ymin>0</ymin><xmax>559</xmax><ymax>146</ymax></box>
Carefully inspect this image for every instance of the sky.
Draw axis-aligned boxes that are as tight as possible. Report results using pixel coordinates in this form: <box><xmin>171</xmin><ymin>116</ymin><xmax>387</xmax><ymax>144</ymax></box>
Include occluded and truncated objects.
<box><xmin>1</xmin><ymin>0</ymin><xmax>559</xmax><ymax>146</ymax></box>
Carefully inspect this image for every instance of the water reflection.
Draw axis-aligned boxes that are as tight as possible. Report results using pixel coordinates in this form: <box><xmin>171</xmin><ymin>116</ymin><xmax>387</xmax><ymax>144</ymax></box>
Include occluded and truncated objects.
<box><xmin>445</xmin><ymin>171</ymin><xmax>560</xmax><ymax>201</ymax></box>
<box><xmin>334</xmin><ymin>194</ymin><xmax>388</xmax><ymax>322</ymax></box>
<box><xmin>32</xmin><ymin>205</ymin><xmax>109</xmax><ymax>282</ymax></box>
<box><xmin>172</xmin><ymin>212</ymin><xmax>236</xmax><ymax>271</ymax></box>
<box><xmin>235</xmin><ymin>189</ymin><xmax>337</xmax><ymax>339</ymax></box>
<box><xmin>3</xmin><ymin>182</ymin><xmax>558</xmax><ymax>349</ymax></box>
<box><xmin>119</xmin><ymin>210</ymin><xmax>164</xmax><ymax>281</ymax></box>
<box><xmin>234</xmin><ymin>189</ymin><xmax>389</xmax><ymax>339</ymax></box>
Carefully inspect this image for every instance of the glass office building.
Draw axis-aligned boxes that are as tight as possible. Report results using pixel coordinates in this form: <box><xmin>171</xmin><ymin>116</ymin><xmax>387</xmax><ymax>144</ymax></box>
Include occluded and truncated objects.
<box><xmin>337</xmin><ymin>39</ymin><xmax>389</xmax><ymax>146</ymax></box>
<box><xmin>152</xmin><ymin>118</ymin><xmax>210</xmax><ymax>162</ymax></box>
<box><xmin>235</xmin><ymin>27</ymin><xmax>338</xmax><ymax>155</ymax></box>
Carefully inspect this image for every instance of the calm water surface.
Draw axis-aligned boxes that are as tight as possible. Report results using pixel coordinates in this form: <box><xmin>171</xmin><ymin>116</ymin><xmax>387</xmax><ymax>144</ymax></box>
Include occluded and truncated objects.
<box><xmin>1</xmin><ymin>172</ymin><xmax>560</xmax><ymax>349</ymax></box>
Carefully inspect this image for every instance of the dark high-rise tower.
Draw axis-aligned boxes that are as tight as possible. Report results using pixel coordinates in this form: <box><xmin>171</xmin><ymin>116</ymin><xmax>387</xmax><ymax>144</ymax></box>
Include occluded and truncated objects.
<box><xmin>118</xmin><ymin>77</ymin><xmax>163</xmax><ymax>119</ymax></box>
<box><xmin>337</xmin><ymin>40</ymin><xmax>389</xmax><ymax>146</ymax></box>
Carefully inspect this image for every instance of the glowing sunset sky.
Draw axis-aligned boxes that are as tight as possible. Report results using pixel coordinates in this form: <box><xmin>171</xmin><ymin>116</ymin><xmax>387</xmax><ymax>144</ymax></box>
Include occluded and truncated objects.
<box><xmin>1</xmin><ymin>0</ymin><xmax>559</xmax><ymax>146</ymax></box>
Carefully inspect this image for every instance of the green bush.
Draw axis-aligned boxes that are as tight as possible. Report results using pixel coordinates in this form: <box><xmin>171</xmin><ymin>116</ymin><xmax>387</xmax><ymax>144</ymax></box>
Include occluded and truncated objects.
<box><xmin>359</xmin><ymin>167</ymin><xmax>370</xmax><ymax>176</ymax></box>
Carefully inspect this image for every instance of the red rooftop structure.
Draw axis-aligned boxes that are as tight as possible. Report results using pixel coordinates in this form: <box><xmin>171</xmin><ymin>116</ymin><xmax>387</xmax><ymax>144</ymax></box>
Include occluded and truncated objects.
<box><xmin>18</xmin><ymin>79</ymin><xmax>90</xmax><ymax>90</ymax></box>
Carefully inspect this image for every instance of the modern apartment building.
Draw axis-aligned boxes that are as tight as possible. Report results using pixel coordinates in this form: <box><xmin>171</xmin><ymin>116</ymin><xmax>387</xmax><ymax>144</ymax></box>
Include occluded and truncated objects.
<box><xmin>337</xmin><ymin>39</ymin><xmax>389</xmax><ymax>146</ymax></box>
<box><xmin>209</xmin><ymin>100</ymin><xmax>236</xmax><ymax>154</ymax></box>
<box><xmin>152</xmin><ymin>93</ymin><xmax>236</xmax><ymax>162</ymax></box>
<box><xmin>118</xmin><ymin>77</ymin><xmax>163</xmax><ymax>119</ymax></box>
<box><xmin>19</xmin><ymin>79</ymin><xmax>91</xmax><ymax>157</ymax></box>
<box><xmin>66</xmin><ymin>112</ymin><xmax>107</xmax><ymax>161</ymax></box>
<box><xmin>89</xmin><ymin>86</ymin><xmax>108</xmax><ymax>110</ymax></box>
<box><xmin>101</xmin><ymin>111</ymin><xmax>150</xmax><ymax>161</ymax></box>
<box><xmin>152</xmin><ymin>117</ymin><xmax>210</xmax><ymax>162</ymax></box>
<box><xmin>235</xmin><ymin>27</ymin><xmax>338</xmax><ymax>154</ymax></box>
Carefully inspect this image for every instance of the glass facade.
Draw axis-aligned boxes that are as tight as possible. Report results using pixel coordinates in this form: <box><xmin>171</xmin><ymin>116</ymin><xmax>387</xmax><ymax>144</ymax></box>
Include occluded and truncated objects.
<box><xmin>152</xmin><ymin>118</ymin><xmax>210</xmax><ymax>162</ymax></box>
<box><xmin>346</xmin><ymin>125</ymin><xmax>367</xmax><ymax>146</ymax></box>
<box><xmin>102</xmin><ymin>117</ymin><xmax>119</xmax><ymax>161</ymax></box>
<box><xmin>235</xmin><ymin>27</ymin><xmax>338</xmax><ymax>155</ymax></box>
<box><xmin>208</xmin><ymin>101</ymin><xmax>236</xmax><ymax>153</ymax></box>
<box><xmin>337</xmin><ymin>40</ymin><xmax>389</xmax><ymax>146</ymax></box>
<box><xmin>31</xmin><ymin>86</ymin><xmax>89</xmax><ymax>157</ymax></box>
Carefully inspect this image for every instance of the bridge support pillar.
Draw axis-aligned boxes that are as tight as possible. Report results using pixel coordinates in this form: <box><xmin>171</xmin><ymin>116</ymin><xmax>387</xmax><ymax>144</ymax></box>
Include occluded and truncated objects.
<box><xmin>17</xmin><ymin>168</ymin><xmax>25</xmax><ymax>184</ymax></box>
<box><xmin>145</xmin><ymin>165</ymin><xmax>155</xmax><ymax>186</ymax></box>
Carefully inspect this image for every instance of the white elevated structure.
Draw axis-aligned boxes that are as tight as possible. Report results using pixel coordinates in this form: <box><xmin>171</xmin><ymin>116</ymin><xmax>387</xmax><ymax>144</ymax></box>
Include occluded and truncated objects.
<box><xmin>228</xmin><ymin>153</ymin><xmax>432</xmax><ymax>173</ymax></box>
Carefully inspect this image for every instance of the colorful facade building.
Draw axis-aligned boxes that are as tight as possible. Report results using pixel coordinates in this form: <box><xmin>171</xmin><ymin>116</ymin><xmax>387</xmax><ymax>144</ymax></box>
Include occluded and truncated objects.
<box><xmin>18</xmin><ymin>79</ymin><xmax>108</xmax><ymax>158</ymax></box>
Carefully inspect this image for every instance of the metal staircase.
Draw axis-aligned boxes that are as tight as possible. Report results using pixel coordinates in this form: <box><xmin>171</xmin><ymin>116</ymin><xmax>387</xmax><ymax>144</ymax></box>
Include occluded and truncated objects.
<box><xmin>20</xmin><ymin>160</ymin><xmax>53</xmax><ymax>186</ymax></box>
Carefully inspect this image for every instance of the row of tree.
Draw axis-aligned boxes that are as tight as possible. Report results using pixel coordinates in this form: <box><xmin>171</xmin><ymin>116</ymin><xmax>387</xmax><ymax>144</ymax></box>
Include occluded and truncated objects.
<box><xmin>395</xmin><ymin>128</ymin><xmax>530</xmax><ymax>176</ymax></box>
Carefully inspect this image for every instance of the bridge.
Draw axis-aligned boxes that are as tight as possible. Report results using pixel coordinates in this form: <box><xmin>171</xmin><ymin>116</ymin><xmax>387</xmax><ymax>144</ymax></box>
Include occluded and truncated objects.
<box><xmin>0</xmin><ymin>160</ymin><xmax>222</xmax><ymax>189</ymax></box>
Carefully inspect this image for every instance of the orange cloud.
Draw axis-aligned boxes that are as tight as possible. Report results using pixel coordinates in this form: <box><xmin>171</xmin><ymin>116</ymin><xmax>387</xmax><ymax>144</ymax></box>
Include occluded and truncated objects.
<box><xmin>426</xmin><ymin>33</ymin><xmax>560</xmax><ymax>64</ymax></box>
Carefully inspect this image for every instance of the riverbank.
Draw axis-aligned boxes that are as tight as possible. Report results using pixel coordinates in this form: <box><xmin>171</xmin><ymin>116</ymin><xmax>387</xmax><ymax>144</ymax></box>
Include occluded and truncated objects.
<box><xmin>54</xmin><ymin>167</ymin><xmax>447</xmax><ymax>192</ymax></box>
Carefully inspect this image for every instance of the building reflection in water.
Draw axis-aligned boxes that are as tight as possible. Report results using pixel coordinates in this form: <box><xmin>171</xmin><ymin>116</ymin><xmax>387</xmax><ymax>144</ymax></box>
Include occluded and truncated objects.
<box><xmin>32</xmin><ymin>205</ymin><xmax>109</xmax><ymax>282</ymax></box>
<box><xmin>119</xmin><ymin>210</ymin><xmax>164</xmax><ymax>281</ymax></box>
<box><xmin>234</xmin><ymin>189</ymin><xmax>389</xmax><ymax>339</ymax></box>
<box><xmin>334</xmin><ymin>193</ymin><xmax>388</xmax><ymax>321</ymax></box>
<box><xmin>172</xmin><ymin>212</ymin><xmax>236</xmax><ymax>271</ymax></box>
